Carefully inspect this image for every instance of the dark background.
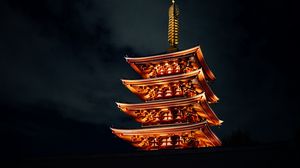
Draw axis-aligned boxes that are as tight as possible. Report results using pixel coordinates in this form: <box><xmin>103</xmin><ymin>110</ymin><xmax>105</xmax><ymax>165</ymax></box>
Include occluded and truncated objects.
<box><xmin>0</xmin><ymin>0</ymin><xmax>299</xmax><ymax>162</ymax></box>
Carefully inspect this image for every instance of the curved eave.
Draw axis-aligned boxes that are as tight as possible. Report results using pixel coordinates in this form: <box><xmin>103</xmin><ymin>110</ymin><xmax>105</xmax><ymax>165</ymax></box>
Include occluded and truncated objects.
<box><xmin>125</xmin><ymin>46</ymin><xmax>216</xmax><ymax>81</ymax></box>
<box><xmin>122</xmin><ymin>69</ymin><xmax>201</xmax><ymax>85</ymax></box>
<box><xmin>116</xmin><ymin>93</ymin><xmax>206</xmax><ymax>110</ymax></box>
<box><xmin>111</xmin><ymin>121</ymin><xmax>221</xmax><ymax>146</ymax></box>
<box><xmin>201</xmin><ymin>126</ymin><xmax>222</xmax><ymax>146</ymax></box>
<box><xmin>111</xmin><ymin>121</ymin><xmax>207</xmax><ymax>135</ymax></box>
<box><xmin>125</xmin><ymin>46</ymin><xmax>200</xmax><ymax>63</ymax></box>
<box><xmin>195</xmin><ymin>48</ymin><xmax>216</xmax><ymax>81</ymax></box>
<box><xmin>117</xmin><ymin>93</ymin><xmax>222</xmax><ymax>126</ymax></box>
<box><xmin>197</xmin><ymin>97</ymin><xmax>223</xmax><ymax>126</ymax></box>
<box><xmin>122</xmin><ymin>68</ymin><xmax>219</xmax><ymax>103</ymax></box>
<box><xmin>197</xmin><ymin>68</ymin><xmax>219</xmax><ymax>103</ymax></box>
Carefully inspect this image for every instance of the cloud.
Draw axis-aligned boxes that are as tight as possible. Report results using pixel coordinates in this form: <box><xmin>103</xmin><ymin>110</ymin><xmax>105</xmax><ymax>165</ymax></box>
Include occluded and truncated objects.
<box><xmin>0</xmin><ymin>0</ymin><xmax>140</xmax><ymax>125</ymax></box>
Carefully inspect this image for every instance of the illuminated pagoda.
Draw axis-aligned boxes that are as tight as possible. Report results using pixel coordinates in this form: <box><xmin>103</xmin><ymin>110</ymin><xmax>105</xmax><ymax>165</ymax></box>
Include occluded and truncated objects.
<box><xmin>111</xmin><ymin>0</ymin><xmax>223</xmax><ymax>150</ymax></box>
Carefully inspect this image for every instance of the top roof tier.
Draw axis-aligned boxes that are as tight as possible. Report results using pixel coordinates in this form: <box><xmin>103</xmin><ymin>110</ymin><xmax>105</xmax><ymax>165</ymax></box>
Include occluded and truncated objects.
<box><xmin>125</xmin><ymin>46</ymin><xmax>216</xmax><ymax>81</ymax></box>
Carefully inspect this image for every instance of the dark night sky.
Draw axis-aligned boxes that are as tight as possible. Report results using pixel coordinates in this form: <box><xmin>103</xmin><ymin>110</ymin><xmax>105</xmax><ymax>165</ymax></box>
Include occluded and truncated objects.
<box><xmin>0</xmin><ymin>0</ymin><xmax>299</xmax><ymax>159</ymax></box>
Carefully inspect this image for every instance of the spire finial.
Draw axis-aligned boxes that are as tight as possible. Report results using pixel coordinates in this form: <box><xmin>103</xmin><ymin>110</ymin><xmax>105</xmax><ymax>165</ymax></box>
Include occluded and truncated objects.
<box><xmin>168</xmin><ymin>0</ymin><xmax>179</xmax><ymax>52</ymax></box>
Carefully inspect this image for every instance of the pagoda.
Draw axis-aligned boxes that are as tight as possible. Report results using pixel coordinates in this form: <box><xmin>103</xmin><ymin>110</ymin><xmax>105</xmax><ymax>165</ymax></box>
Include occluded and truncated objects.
<box><xmin>111</xmin><ymin>0</ymin><xmax>223</xmax><ymax>150</ymax></box>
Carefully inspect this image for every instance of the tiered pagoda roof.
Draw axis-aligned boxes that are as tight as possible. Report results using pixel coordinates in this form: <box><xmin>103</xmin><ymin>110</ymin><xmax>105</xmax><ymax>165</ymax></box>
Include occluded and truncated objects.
<box><xmin>111</xmin><ymin>46</ymin><xmax>222</xmax><ymax>150</ymax></box>
<box><xmin>110</xmin><ymin>0</ymin><xmax>222</xmax><ymax>150</ymax></box>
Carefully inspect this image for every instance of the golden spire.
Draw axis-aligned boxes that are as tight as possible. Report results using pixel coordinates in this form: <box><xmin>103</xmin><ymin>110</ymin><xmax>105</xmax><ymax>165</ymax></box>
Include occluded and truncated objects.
<box><xmin>168</xmin><ymin>0</ymin><xmax>180</xmax><ymax>52</ymax></box>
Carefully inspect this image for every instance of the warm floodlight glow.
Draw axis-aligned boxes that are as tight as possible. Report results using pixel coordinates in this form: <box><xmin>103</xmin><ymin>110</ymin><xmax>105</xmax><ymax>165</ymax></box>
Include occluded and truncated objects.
<box><xmin>111</xmin><ymin>2</ymin><xmax>222</xmax><ymax>151</ymax></box>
